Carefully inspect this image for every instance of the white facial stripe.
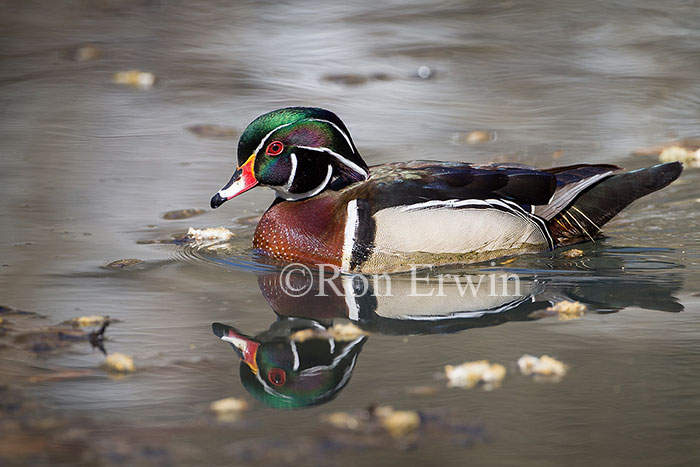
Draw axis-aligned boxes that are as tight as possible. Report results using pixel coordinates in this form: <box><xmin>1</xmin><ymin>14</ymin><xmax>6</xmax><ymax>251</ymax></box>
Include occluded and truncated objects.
<box><xmin>253</xmin><ymin>121</ymin><xmax>295</xmax><ymax>157</ymax></box>
<box><xmin>341</xmin><ymin>200</ymin><xmax>359</xmax><ymax>272</ymax></box>
<box><xmin>300</xmin><ymin>337</ymin><xmax>365</xmax><ymax>375</ymax></box>
<box><xmin>275</xmin><ymin>164</ymin><xmax>333</xmax><ymax>201</ymax></box>
<box><xmin>309</xmin><ymin>118</ymin><xmax>357</xmax><ymax>154</ymax></box>
<box><xmin>255</xmin><ymin>371</ymin><xmax>294</xmax><ymax>400</ymax></box>
<box><xmin>284</xmin><ymin>153</ymin><xmax>298</xmax><ymax>191</ymax></box>
<box><xmin>297</xmin><ymin>145</ymin><xmax>368</xmax><ymax>180</ymax></box>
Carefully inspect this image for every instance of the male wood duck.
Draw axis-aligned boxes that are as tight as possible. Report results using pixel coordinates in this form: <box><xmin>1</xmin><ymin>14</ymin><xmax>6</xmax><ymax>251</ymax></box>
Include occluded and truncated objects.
<box><xmin>210</xmin><ymin>107</ymin><xmax>683</xmax><ymax>273</ymax></box>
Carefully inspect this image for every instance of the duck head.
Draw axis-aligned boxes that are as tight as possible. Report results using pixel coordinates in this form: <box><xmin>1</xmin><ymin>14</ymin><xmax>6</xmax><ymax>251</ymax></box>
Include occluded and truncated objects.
<box><xmin>211</xmin><ymin>107</ymin><xmax>369</xmax><ymax>207</ymax></box>
<box><xmin>212</xmin><ymin>319</ymin><xmax>367</xmax><ymax>409</ymax></box>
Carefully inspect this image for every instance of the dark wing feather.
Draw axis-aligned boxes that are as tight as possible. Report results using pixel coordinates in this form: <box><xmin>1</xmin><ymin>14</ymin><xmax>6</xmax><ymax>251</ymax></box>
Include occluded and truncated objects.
<box><xmin>352</xmin><ymin>161</ymin><xmax>557</xmax><ymax>212</ymax></box>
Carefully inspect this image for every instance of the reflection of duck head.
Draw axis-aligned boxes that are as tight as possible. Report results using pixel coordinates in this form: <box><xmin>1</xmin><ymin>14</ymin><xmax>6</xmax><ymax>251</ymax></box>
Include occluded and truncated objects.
<box><xmin>212</xmin><ymin>319</ymin><xmax>367</xmax><ymax>409</ymax></box>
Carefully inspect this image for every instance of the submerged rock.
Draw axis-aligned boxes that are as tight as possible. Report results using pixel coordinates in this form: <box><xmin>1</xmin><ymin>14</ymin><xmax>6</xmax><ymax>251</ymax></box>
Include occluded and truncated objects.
<box><xmin>405</xmin><ymin>385</ymin><xmax>440</xmax><ymax>397</ymax></box>
<box><xmin>186</xmin><ymin>125</ymin><xmax>239</xmax><ymax>139</ymax></box>
<box><xmin>162</xmin><ymin>208</ymin><xmax>207</xmax><ymax>220</ymax></box>
<box><xmin>105</xmin><ymin>259</ymin><xmax>143</xmax><ymax>269</ymax></box>
<box><xmin>72</xmin><ymin>44</ymin><xmax>100</xmax><ymax>61</ymax></box>
<box><xmin>321</xmin><ymin>72</ymin><xmax>394</xmax><ymax>86</ymax></box>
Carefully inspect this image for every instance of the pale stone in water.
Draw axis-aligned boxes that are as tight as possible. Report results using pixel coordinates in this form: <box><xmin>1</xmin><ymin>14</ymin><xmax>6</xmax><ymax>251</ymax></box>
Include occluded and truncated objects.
<box><xmin>73</xmin><ymin>45</ymin><xmax>100</xmax><ymax>61</ymax></box>
<box><xmin>547</xmin><ymin>300</ymin><xmax>587</xmax><ymax>321</ymax></box>
<box><xmin>328</xmin><ymin>322</ymin><xmax>369</xmax><ymax>341</ymax></box>
<box><xmin>71</xmin><ymin>315</ymin><xmax>108</xmax><ymax>327</ymax></box>
<box><xmin>379</xmin><ymin>408</ymin><xmax>421</xmax><ymax>438</ymax></box>
<box><xmin>186</xmin><ymin>227</ymin><xmax>234</xmax><ymax>241</ymax></box>
<box><xmin>659</xmin><ymin>146</ymin><xmax>700</xmax><ymax>167</ymax></box>
<box><xmin>210</xmin><ymin>397</ymin><xmax>248</xmax><ymax>420</ymax></box>
<box><xmin>290</xmin><ymin>323</ymin><xmax>369</xmax><ymax>343</ymax></box>
<box><xmin>465</xmin><ymin>130</ymin><xmax>492</xmax><ymax>144</ymax></box>
<box><xmin>323</xmin><ymin>412</ymin><xmax>360</xmax><ymax>430</ymax></box>
<box><xmin>103</xmin><ymin>353</ymin><xmax>135</xmax><ymax>373</ymax></box>
<box><xmin>562</xmin><ymin>248</ymin><xmax>584</xmax><ymax>258</ymax></box>
<box><xmin>518</xmin><ymin>354</ymin><xmax>568</xmax><ymax>381</ymax></box>
<box><xmin>113</xmin><ymin>70</ymin><xmax>156</xmax><ymax>89</ymax></box>
<box><xmin>444</xmin><ymin>360</ymin><xmax>506</xmax><ymax>390</ymax></box>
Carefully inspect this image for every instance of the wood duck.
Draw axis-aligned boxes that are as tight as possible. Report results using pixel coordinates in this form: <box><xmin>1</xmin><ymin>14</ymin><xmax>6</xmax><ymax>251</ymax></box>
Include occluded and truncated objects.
<box><xmin>210</xmin><ymin>107</ymin><xmax>683</xmax><ymax>273</ymax></box>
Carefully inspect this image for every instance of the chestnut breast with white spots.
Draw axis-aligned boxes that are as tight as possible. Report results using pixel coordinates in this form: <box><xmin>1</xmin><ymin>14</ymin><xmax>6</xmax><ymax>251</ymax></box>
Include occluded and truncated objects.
<box><xmin>253</xmin><ymin>194</ymin><xmax>347</xmax><ymax>267</ymax></box>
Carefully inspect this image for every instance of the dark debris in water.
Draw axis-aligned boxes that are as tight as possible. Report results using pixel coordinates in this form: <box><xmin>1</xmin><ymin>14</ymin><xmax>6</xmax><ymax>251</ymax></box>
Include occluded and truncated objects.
<box><xmin>13</xmin><ymin>321</ymin><xmax>110</xmax><ymax>355</ymax></box>
<box><xmin>0</xmin><ymin>304</ymin><xmax>41</xmax><ymax>317</ymax></box>
<box><xmin>320</xmin><ymin>72</ymin><xmax>394</xmax><ymax>86</ymax></box>
<box><xmin>2</xmin><ymin>308</ymin><xmax>111</xmax><ymax>356</ymax></box>
<box><xmin>162</xmin><ymin>208</ymin><xmax>207</xmax><ymax>220</ymax></box>
<box><xmin>0</xmin><ymin>385</ymin><xmax>205</xmax><ymax>466</ymax></box>
<box><xmin>71</xmin><ymin>44</ymin><xmax>101</xmax><ymax>62</ymax></box>
<box><xmin>224</xmin><ymin>406</ymin><xmax>486</xmax><ymax>465</ymax></box>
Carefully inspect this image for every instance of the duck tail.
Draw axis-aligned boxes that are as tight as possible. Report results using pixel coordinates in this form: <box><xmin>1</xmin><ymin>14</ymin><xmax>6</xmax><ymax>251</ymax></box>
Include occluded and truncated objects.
<box><xmin>547</xmin><ymin>162</ymin><xmax>683</xmax><ymax>246</ymax></box>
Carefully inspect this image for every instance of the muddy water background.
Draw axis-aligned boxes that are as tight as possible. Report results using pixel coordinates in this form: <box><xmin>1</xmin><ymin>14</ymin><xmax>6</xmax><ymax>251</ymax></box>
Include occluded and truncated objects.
<box><xmin>2</xmin><ymin>0</ymin><xmax>700</xmax><ymax>465</ymax></box>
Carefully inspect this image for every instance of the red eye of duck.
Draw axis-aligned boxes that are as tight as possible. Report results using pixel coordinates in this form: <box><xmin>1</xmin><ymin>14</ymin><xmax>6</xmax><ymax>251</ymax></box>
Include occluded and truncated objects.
<box><xmin>267</xmin><ymin>368</ymin><xmax>286</xmax><ymax>386</ymax></box>
<box><xmin>266</xmin><ymin>141</ymin><xmax>284</xmax><ymax>156</ymax></box>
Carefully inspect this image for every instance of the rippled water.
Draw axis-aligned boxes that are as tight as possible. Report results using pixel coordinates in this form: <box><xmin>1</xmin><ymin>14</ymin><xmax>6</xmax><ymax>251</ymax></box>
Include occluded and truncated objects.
<box><xmin>2</xmin><ymin>1</ymin><xmax>700</xmax><ymax>465</ymax></box>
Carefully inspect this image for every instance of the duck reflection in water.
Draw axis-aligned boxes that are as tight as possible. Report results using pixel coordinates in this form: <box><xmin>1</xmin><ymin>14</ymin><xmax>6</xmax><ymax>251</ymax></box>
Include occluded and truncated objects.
<box><xmin>212</xmin><ymin>319</ymin><xmax>366</xmax><ymax>410</ymax></box>
<box><xmin>213</xmin><ymin>265</ymin><xmax>683</xmax><ymax>409</ymax></box>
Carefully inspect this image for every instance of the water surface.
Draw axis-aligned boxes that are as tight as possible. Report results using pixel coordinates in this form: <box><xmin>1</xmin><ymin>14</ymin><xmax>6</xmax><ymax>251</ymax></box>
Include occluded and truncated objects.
<box><xmin>2</xmin><ymin>1</ymin><xmax>700</xmax><ymax>465</ymax></box>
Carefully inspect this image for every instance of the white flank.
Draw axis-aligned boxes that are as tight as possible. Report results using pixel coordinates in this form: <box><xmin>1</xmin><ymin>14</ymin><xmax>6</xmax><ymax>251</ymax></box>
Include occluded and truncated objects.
<box><xmin>373</xmin><ymin>200</ymin><xmax>549</xmax><ymax>254</ymax></box>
